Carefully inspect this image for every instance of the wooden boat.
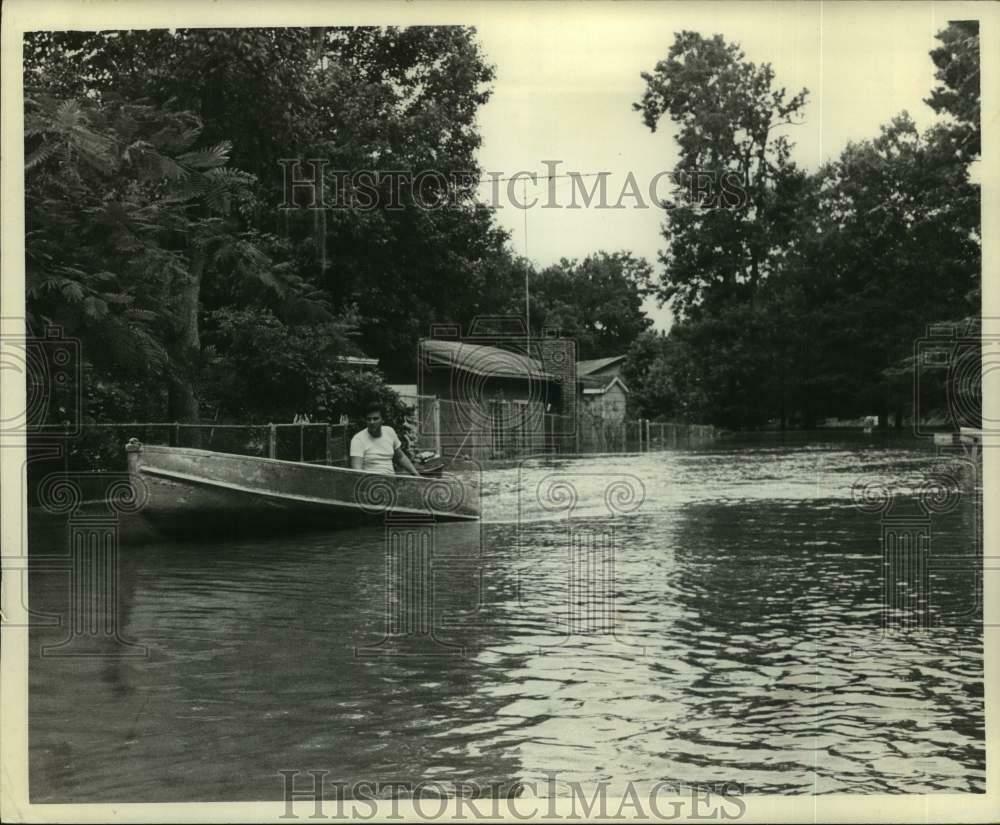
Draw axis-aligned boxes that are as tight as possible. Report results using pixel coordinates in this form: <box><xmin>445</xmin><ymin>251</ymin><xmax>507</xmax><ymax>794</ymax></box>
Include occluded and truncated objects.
<box><xmin>125</xmin><ymin>439</ymin><xmax>479</xmax><ymax>536</ymax></box>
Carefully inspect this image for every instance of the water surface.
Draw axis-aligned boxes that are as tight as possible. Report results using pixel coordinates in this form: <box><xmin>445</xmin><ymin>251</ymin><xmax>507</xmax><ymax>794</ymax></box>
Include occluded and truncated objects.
<box><xmin>29</xmin><ymin>440</ymin><xmax>984</xmax><ymax>800</ymax></box>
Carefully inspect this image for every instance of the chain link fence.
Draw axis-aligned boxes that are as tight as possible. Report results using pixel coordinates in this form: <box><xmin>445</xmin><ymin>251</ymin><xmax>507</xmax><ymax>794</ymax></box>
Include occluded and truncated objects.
<box><xmin>26</xmin><ymin>421</ymin><xmax>351</xmax><ymax>506</ymax></box>
<box><xmin>416</xmin><ymin>396</ymin><xmax>716</xmax><ymax>460</ymax></box>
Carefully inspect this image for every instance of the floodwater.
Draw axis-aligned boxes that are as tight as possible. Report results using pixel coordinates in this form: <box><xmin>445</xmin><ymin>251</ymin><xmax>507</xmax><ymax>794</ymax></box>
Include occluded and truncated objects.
<box><xmin>28</xmin><ymin>438</ymin><xmax>984</xmax><ymax>800</ymax></box>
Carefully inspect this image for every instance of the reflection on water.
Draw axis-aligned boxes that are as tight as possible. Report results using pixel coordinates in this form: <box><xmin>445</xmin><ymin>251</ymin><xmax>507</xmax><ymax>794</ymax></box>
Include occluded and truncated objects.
<box><xmin>29</xmin><ymin>441</ymin><xmax>984</xmax><ymax>800</ymax></box>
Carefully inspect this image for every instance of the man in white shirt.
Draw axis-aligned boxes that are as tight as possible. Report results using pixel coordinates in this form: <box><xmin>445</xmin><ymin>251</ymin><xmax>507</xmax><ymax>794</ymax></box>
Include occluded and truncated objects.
<box><xmin>349</xmin><ymin>405</ymin><xmax>419</xmax><ymax>475</ymax></box>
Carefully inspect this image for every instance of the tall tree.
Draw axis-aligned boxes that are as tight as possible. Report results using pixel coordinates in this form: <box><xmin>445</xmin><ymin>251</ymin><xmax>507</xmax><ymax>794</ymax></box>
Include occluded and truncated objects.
<box><xmin>635</xmin><ymin>31</ymin><xmax>809</xmax><ymax>316</ymax></box>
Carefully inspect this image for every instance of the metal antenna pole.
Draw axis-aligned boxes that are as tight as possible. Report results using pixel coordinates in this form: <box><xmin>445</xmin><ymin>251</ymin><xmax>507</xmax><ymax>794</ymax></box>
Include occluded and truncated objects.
<box><xmin>524</xmin><ymin>177</ymin><xmax>530</xmax><ymax>355</ymax></box>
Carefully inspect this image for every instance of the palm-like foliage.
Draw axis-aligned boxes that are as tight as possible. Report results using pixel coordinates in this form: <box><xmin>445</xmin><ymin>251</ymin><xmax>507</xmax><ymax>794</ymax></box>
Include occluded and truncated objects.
<box><xmin>24</xmin><ymin>91</ymin><xmax>288</xmax><ymax>420</ymax></box>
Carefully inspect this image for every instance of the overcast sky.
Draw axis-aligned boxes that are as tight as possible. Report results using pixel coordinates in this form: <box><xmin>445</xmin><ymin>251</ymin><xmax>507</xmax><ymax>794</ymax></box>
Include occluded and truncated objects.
<box><xmin>467</xmin><ymin>2</ymin><xmax>956</xmax><ymax>330</ymax></box>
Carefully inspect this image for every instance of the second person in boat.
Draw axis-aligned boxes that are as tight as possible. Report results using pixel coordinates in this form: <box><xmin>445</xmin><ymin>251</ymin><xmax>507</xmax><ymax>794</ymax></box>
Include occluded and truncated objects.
<box><xmin>349</xmin><ymin>404</ymin><xmax>420</xmax><ymax>476</ymax></box>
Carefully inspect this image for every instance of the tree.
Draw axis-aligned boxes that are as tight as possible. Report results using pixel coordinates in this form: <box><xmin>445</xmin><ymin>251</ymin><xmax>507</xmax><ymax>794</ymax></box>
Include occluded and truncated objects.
<box><xmin>629</xmin><ymin>28</ymin><xmax>980</xmax><ymax>431</ymax></box>
<box><xmin>24</xmin><ymin>26</ymin><xmax>517</xmax><ymax>422</ymax></box>
<box><xmin>635</xmin><ymin>31</ymin><xmax>809</xmax><ymax>316</ymax></box>
<box><xmin>23</xmin><ymin>92</ymin><xmax>275</xmax><ymax>423</ymax></box>
<box><xmin>200</xmin><ymin>307</ymin><xmax>361</xmax><ymax>421</ymax></box>
<box><xmin>806</xmin><ymin>112</ymin><xmax>978</xmax><ymax>427</ymax></box>
<box><xmin>522</xmin><ymin>251</ymin><xmax>653</xmax><ymax>358</ymax></box>
<box><xmin>926</xmin><ymin>20</ymin><xmax>980</xmax><ymax>161</ymax></box>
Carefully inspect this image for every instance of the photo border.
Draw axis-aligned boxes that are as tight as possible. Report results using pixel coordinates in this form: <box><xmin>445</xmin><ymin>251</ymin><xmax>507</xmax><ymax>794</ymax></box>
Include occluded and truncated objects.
<box><xmin>2</xmin><ymin>1</ymin><xmax>998</xmax><ymax>822</ymax></box>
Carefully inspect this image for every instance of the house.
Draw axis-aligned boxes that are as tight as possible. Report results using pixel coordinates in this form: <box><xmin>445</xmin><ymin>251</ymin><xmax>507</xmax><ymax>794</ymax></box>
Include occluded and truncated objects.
<box><xmin>576</xmin><ymin>355</ymin><xmax>629</xmax><ymax>424</ymax></box>
<box><xmin>417</xmin><ymin>339</ymin><xmax>566</xmax><ymax>458</ymax></box>
<box><xmin>419</xmin><ymin>339</ymin><xmax>561</xmax><ymax>404</ymax></box>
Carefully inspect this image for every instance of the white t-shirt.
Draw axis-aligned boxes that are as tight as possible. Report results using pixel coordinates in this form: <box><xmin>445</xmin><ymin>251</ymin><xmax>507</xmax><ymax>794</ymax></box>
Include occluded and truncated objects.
<box><xmin>350</xmin><ymin>426</ymin><xmax>401</xmax><ymax>474</ymax></box>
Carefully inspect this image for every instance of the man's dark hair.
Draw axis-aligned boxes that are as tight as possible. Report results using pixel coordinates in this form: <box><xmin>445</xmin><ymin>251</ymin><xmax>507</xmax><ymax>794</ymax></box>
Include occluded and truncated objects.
<box><xmin>364</xmin><ymin>403</ymin><xmax>383</xmax><ymax>418</ymax></box>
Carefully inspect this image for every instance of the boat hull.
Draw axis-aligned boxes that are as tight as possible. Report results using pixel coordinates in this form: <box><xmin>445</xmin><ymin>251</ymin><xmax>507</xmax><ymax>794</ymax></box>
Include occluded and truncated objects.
<box><xmin>126</xmin><ymin>441</ymin><xmax>479</xmax><ymax>537</ymax></box>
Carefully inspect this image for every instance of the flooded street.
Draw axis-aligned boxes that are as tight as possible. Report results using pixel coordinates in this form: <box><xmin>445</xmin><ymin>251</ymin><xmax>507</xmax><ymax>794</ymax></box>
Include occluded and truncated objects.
<box><xmin>29</xmin><ymin>439</ymin><xmax>984</xmax><ymax>800</ymax></box>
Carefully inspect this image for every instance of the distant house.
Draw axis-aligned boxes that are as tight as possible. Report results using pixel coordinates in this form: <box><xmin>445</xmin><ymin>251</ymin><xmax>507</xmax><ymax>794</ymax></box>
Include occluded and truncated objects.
<box><xmin>576</xmin><ymin>355</ymin><xmax>627</xmax><ymax>382</ymax></box>
<box><xmin>576</xmin><ymin>355</ymin><xmax>629</xmax><ymax>424</ymax></box>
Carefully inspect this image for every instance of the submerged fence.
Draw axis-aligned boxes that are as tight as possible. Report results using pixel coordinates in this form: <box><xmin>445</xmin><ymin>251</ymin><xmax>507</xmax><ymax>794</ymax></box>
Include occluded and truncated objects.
<box><xmin>553</xmin><ymin>416</ymin><xmax>716</xmax><ymax>455</ymax></box>
<box><xmin>413</xmin><ymin>396</ymin><xmax>716</xmax><ymax>461</ymax></box>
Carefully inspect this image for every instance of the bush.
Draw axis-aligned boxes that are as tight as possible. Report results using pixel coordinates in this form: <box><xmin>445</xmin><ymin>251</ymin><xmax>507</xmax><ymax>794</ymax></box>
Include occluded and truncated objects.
<box><xmin>317</xmin><ymin>370</ymin><xmax>408</xmax><ymax>434</ymax></box>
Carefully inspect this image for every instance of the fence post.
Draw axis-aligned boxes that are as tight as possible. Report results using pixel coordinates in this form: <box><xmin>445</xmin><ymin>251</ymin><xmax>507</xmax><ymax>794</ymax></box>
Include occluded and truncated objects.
<box><xmin>646</xmin><ymin>419</ymin><xmax>651</xmax><ymax>452</ymax></box>
<box><xmin>325</xmin><ymin>424</ymin><xmax>332</xmax><ymax>465</ymax></box>
<box><xmin>174</xmin><ymin>421</ymin><xmax>180</xmax><ymax>447</ymax></box>
<box><xmin>268</xmin><ymin>423</ymin><xmax>276</xmax><ymax>459</ymax></box>
<box><xmin>433</xmin><ymin>398</ymin><xmax>441</xmax><ymax>457</ymax></box>
<box><xmin>299</xmin><ymin>424</ymin><xmax>305</xmax><ymax>462</ymax></box>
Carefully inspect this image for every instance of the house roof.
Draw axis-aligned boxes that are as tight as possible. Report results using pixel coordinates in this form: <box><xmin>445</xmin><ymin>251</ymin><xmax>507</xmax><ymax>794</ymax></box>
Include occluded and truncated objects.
<box><xmin>576</xmin><ymin>355</ymin><xmax>627</xmax><ymax>376</ymax></box>
<box><xmin>580</xmin><ymin>375</ymin><xmax>630</xmax><ymax>394</ymax></box>
<box><xmin>420</xmin><ymin>339</ymin><xmax>554</xmax><ymax>380</ymax></box>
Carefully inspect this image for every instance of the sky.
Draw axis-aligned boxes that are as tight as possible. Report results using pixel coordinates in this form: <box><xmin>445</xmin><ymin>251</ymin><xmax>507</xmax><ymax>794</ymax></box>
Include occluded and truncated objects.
<box><xmin>465</xmin><ymin>2</ymin><xmax>957</xmax><ymax>330</ymax></box>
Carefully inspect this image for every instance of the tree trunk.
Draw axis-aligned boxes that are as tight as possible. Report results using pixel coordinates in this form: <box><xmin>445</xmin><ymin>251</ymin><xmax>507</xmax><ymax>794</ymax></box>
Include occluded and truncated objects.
<box><xmin>168</xmin><ymin>253</ymin><xmax>204</xmax><ymax>446</ymax></box>
<box><xmin>168</xmin><ymin>379</ymin><xmax>200</xmax><ymax>444</ymax></box>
